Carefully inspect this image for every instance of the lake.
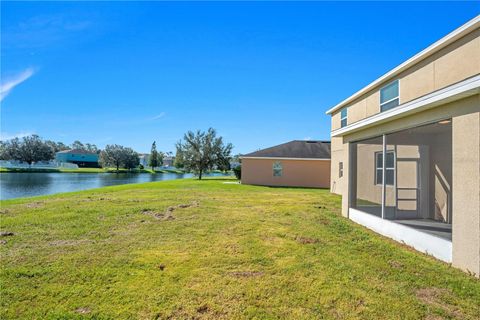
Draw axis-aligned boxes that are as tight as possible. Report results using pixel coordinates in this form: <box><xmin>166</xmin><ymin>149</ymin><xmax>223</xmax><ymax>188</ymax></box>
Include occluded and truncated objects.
<box><xmin>0</xmin><ymin>172</ymin><xmax>225</xmax><ymax>200</ymax></box>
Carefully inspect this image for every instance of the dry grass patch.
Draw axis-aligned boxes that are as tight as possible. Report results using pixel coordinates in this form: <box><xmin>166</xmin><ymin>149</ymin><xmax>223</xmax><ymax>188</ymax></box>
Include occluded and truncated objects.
<box><xmin>1</xmin><ymin>178</ymin><xmax>479</xmax><ymax>319</ymax></box>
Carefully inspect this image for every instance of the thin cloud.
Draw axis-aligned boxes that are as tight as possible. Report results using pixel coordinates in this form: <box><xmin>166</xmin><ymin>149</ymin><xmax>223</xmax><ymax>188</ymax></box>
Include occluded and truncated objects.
<box><xmin>4</xmin><ymin>14</ymin><xmax>93</xmax><ymax>50</ymax></box>
<box><xmin>0</xmin><ymin>131</ymin><xmax>34</xmax><ymax>141</ymax></box>
<box><xmin>0</xmin><ymin>68</ymin><xmax>36</xmax><ymax>102</ymax></box>
<box><xmin>150</xmin><ymin>112</ymin><xmax>166</xmax><ymax>121</ymax></box>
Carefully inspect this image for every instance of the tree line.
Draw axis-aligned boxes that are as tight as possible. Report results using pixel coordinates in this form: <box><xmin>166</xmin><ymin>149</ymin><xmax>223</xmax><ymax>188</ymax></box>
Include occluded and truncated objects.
<box><xmin>0</xmin><ymin>135</ymin><xmax>136</xmax><ymax>170</ymax></box>
<box><xmin>0</xmin><ymin>128</ymin><xmax>234</xmax><ymax>178</ymax></box>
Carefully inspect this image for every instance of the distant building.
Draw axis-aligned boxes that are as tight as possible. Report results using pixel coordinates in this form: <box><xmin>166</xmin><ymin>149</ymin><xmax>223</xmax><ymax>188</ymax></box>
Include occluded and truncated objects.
<box><xmin>162</xmin><ymin>156</ymin><xmax>175</xmax><ymax>167</ymax></box>
<box><xmin>230</xmin><ymin>161</ymin><xmax>241</xmax><ymax>169</ymax></box>
<box><xmin>138</xmin><ymin>154</ymin><xmax>150</xmax><ymax>167</ymax></box>
<box><xmin>241</xmin><ymin>140</ymin><xmax>331</xmax><ymax>188</ymax></box>
<box><xmin>55</xmin><ymin>149</ymin><xmax>100</xmax><ymax>168</ymax></box>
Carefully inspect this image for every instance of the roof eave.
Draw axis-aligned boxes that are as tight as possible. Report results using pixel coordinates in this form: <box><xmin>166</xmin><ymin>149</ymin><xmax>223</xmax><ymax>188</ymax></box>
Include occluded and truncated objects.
<box><xmin>325</xmin><ymin>15</ymin><xmax>480</xmax><ymax>116</ymax></box>
<box><xmin>330</xmin><ymin>75</ymin><xmax>480</xmax><ymax>138</ymax></box>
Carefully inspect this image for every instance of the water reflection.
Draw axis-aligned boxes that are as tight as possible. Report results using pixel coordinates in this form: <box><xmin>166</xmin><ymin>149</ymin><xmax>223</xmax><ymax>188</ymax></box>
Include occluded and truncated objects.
<box><xmin>0</xmin><ymin>172</ymin><xmax>217</xmax><ymax>200</ymax></box>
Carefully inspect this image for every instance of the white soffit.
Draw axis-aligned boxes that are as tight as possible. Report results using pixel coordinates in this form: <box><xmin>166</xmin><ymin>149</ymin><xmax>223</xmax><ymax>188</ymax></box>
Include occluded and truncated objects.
<box><xmin>240</xmin><ymin>157</ymin><xmax>330</xmax><ymax>161</ymax></box>
<box><xmin>325</xmin><ymin>15</ymin><xmax>480</xmax><ymax>115</ymax></box>
<box><xmin>331</xmin><ymin>75</ymin><xmax>480</xmax><ymax>137</ymax></box>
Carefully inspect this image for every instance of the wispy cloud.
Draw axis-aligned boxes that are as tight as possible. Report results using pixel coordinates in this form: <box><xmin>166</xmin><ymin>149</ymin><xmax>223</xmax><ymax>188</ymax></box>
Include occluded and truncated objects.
<box><xmin>1</xmin><ymin>68</ymin><xmax>36</xmax><ymax>102</ymax></box>
<box><xmin>0</xmin><ymin>131</ymin><xmax>34</xmax><ymax>141</ymax></box>
<box><xmin>150</xmin><ymin>112</ymin><xmax>166</xmax><ymax>121</ymax></box>
<box><xmin>4</xmin><ymin>14</ymin><xmax>93</xmax><ymax>50</ymax></box>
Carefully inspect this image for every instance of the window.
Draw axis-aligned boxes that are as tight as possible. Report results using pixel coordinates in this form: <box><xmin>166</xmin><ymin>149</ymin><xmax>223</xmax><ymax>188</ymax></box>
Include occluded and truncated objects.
<box><xmin>380</xmin><ymin>80</ymin><xmax>399</xmax><ymax>112</ymax></box>
<box><xmin>339</xmin><ymin>162</ymin><xmax>343</xmax><ymax>178</ymax></box>
<box><xmin>273</xmin><ymin>161</ymin><xmax>282</xmax><ymax>177</ymax></box>
<box><xmin>340</xmin><ymin>108</ymin><xmax>348</xmax><ymax>128</ymax></box>
<box><xmin>375</xmin><ymin>151</ymin><xmax>395</xmax><ymax>185</ymax></box>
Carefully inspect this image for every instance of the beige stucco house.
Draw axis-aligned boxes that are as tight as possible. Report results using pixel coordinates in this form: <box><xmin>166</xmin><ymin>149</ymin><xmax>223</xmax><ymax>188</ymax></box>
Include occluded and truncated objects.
<box><xmin>327</xmin><ymin>16</ymin><xmax>480</xmax><ymax>276</ymax></box>
<box><xmin>241</xmin><ymin>140</ymin><xmax>331</xmax><ymax>188</ymax></box>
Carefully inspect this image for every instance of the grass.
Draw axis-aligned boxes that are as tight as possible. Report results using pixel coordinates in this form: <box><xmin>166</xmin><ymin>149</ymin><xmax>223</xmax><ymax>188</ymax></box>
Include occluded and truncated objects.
<box><xmin>1</xmin><ymin>178</ymin><xmax>479</xmax><ymax>319</ymax></box>
<box><xmin>0</xmin><ymin>167</ymin><xmax>186</xmax><ymax>174</ymax></box>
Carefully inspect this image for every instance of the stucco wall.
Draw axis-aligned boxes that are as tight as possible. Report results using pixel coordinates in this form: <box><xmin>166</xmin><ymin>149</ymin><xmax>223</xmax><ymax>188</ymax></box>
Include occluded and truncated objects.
<box><xmin>452</xmin><ymin>109</ymin><xmax>480</xmax><ymax>276</ymax></box>
<box><xmin>330</xmin><ymin>137</ymin><xmax>345</xmax><ymax>195</ymax></box>
<box><xmin>331</xmin><ymin>28</ymin><xmax>480</xmax><ymax>130</ymax></box>
<box><xmin>332</xmin><ymin>94</ymin><xmax>480</xmax><ymax>275</ymax></box>
<box><xmin>241</xmin><ymin>158</ymin><xmax>330</xmax><ymax>188</ymax></box>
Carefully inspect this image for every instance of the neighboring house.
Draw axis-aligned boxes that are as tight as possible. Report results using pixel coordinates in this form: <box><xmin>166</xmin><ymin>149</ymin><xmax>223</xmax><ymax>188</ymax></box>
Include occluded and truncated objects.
<box><xmin>241</xmin><ymin>140</ymin><xmax>331</xmax><ymax>188</ymax></box>
<box><xmin>138</xmin><ymin>154</ymin><xmax>150</xmax><ymax>167</ymax></box>
<box><xmin>162</xmin><ymin>156</ymin><xmax>175</xmax><ymax>167</ymax></box>
<box><xmin>230</xmin><ymin>161</ymin><xmax>241</xmax><ymax>169</ymax></box>
<box><xmin>55</xmin><ymin>149</ymin><xmax>100</xmax><ymax>168</ymax></box>
<box><xmin>326</xmin><ymin>16</ymin><xmax>479</xmax><ymax>275</ymax></box>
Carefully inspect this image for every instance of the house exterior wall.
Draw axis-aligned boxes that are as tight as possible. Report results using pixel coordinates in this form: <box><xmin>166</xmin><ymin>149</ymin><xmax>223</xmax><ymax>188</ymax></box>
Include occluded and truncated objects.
<box><xmin>328</xmin><ymin>20</ymin><xmax>480</xmax><ymax>275</ymax></box>
<box><xmin>55</xmin><ymin>152</ymin><xmax>99</xmax><ymax>164</ymax></box>
<box><xmin>331</xmin><ymin>94</ymin><xmax>480</xmax><ymax>275</ymax></box>
<box><xmin>330</xmin><ymin>137</ymin><xmax>346</xmax><ymax>195</ymax></box>
<box><xmin>241</xmin><ymin>158</ymin><xmax>331</xmax><ymax>188</ymax></box>
<box><xmin>452</xmin><ymin>110</ymin><xmax>480</xmax><ymax>276</ymax></box>
<box><xmin>331</xmin><ymin>28</ymin><xmax>480</xmax><ymax>131</ymax></box>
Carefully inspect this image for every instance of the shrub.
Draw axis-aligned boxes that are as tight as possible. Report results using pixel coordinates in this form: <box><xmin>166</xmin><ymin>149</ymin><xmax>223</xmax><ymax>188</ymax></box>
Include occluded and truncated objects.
<box><xmin>139</xmin><ymin>164</ymin><xmax>144</xmax><ymax>170</ymax></box>
<box><xmin>233</xmin><ymin>165</ymin><xmax>241</xmax><ymax>180</ymax></box>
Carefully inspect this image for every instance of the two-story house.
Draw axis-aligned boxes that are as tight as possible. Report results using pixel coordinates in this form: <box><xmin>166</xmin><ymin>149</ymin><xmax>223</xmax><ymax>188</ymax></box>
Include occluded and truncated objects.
<box><xmin>327</xmin><ymin>16</ymin><xmax>480</xmax><ymax>276</ymax></box>
<box><xmin>55</xmin><ymin>149</ymin><xmax>100</xmax><ymax>168</ymax></box>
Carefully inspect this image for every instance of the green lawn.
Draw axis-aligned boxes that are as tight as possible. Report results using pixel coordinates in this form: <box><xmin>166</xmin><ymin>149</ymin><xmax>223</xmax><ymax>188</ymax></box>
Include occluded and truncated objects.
<box><xmin>1</xmin><ymin>179</ymin><xmax>479</xmax><ymax>319</ymax></box>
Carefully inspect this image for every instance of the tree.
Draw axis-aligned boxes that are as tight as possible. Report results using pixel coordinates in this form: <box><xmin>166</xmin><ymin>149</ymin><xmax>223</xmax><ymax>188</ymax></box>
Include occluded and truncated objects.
<box><xmin>173</xmin><ymin>148</ymin><xmax>185</xmax><ymax>169</ymax></box>
<box><xmin>71</xmin><ymin>140</ymin><xmax>85</xmax><ymax>150</ymax></box>
<box><xmin>99</xmin><ymin>145</ymin><xmax>124</xmax><ymax>171</ymax></box>
<box><xmin>45</xmin><ymin>140</ymin><xmax>69</xmax><ymax>153</ymax></box>
<box><xmin>71</xmin><ymin>141</ymin><xmax>97</xmax><ymax>152</ymax></box>
<box><xmin>123</xmin><ymin>148</ymin><xmax>140</xmax><ymax>170</ymax></box>
<box><xmin>216</xmin><ymin>142</ymin><xmax>233</xmax><ymax>173</ymax></box>
<box><xmin>99</xmin><ymin>144</ymin><xmax>139</xmax><ymax>171</ymax></box>
<box><xmin>85</xmin><ymin>143</ymin><xmax>98</xmax><ymax>153</ymax></box>
<box><xmin>0</xmin><ymin>135</ymin><xmax>54</xmax><ymax>165</ymax></box>
<box><xmin>158</xmin><ymin>151</ymin><xmax>165</xmax><ymax>168</ymax></box>
<box><xmin>233</xmin><ymin>165</ymin><xmax>241</xmax><ymax>180</ymax></box>
<box><xmin>149</xmin><ymin>141</ymin><xmax>159</xmax><ymax>171</ymax></box>
<box><xmin>176</xmin><ymin>128</ymin><xmax>233</xmax><ymax>179</ymax></box>
<box><xmin>0</xmin><ymin>139</ymin><xmax>18</xmax><ymax>160</ymax></box>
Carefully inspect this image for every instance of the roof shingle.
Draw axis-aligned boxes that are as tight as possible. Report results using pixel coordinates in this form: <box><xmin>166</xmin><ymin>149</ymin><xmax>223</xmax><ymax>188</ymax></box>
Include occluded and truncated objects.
<box><xmin>243</xmin><ymin>140</ymin><xmax>331</xmax><ymax>159</ymax></box>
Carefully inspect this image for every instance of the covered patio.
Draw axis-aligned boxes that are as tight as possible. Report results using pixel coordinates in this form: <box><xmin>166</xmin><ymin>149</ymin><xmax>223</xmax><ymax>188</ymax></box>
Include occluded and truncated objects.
<box><xmin>350</xmin><ymin>120</ymin><xmax>453</xmax><ymax>261</ymax></box>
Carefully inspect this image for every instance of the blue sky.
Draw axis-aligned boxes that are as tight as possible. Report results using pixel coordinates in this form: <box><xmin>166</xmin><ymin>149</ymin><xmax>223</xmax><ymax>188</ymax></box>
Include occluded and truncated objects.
<box><xmin>1</xmin><ymin>2</ymin><xmax>479</xmax><ymax>154</ymax></box>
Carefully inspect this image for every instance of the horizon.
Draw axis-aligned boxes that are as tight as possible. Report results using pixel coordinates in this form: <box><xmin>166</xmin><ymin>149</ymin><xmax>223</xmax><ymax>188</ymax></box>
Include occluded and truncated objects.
<box><xmin>1</xmin><ymin>1</ymin><xmax>479</xmax><ymax>154</ymax></box>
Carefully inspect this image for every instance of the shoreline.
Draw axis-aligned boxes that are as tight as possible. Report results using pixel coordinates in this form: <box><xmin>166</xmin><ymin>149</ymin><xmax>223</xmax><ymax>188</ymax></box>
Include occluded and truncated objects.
<box><xmin>0</xmin><ymin>167</ymin><xmax>187</xmax><ymax>174</ymax></box>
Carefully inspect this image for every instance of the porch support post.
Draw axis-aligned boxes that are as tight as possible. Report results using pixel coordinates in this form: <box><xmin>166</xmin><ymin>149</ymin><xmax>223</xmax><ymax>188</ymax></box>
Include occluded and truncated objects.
<box><xmin>452</xmin><ymin>111</ymin><xmax>480</xmax><ymax>277</ymax></box>
<box><xmin>381</xmin><ymin>134</ymin><xmax>386</xmax><ymax>219</ymax></box>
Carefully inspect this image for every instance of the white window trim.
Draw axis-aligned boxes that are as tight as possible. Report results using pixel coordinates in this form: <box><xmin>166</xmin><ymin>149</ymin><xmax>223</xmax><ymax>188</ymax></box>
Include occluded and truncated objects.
<box><xmin>331</xmin><ymin>75</ymin><xmax>480</xmax><ymax>137</ymax></box>
<box><xmin>379</xmin><ymin>80</ymin><xmax>400</xmax><ymax>111</ymax></box>
<box><xmin>273</xmin><ymin>161</ymin><xmax>282</xmax><ymax>177</ymax></box>
<box><xmin>375</xmin><ymin>151</ymin><xmax>395</xmax><ymax>186</ymax></box>
<box><xmin>325</xmin><ymin>15</ymin><xmax>480</xmax><ymax>115</ymax></box>
<box><xmin>340</xmin><ymin>108</ymin><xmax>348</xmax><ymax>127</ymax></box>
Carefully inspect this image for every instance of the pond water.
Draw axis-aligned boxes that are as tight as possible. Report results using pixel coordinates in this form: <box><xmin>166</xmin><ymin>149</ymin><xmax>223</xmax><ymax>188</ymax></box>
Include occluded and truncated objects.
<box><xmin>0</xmin><ymin>172</ymin><xmax>224</xmax><ymax>200</ymax></box>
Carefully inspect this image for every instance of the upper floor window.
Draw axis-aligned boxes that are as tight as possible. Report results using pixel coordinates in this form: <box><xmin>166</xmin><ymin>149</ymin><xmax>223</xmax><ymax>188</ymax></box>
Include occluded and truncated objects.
<box><xmin>339</xmin><ymin>162</ymin><xmax>343</xmax><ymax>178</ymax></box>
<box><xmin>273</xmin><ymin>161</ymin><xmax>282</xmax><ymax>177</ymax></box>
<box><xmin>380</xmin><ymin>80</ymin><xmax>399</xmax><ymax>112</ymax></box>
<box><xmin>340</xmin><ymin>108</ymin><xmax>348</xmax><ymax>128</ymax></box>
